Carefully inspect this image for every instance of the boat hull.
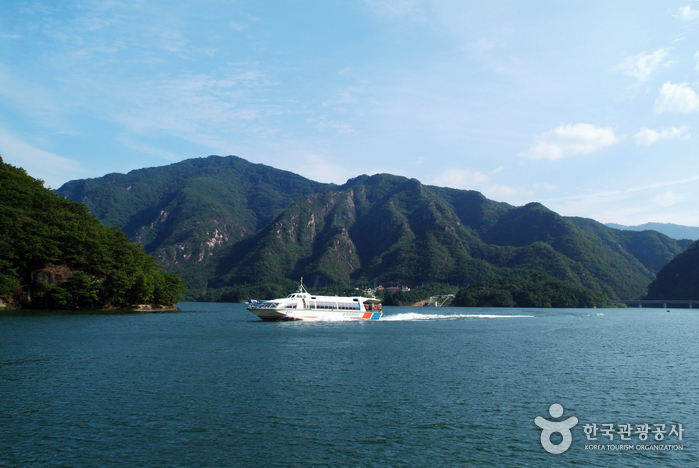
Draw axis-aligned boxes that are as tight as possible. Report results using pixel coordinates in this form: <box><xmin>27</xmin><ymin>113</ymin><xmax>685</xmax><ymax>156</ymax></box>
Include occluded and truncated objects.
<box><xmin>250</xmin><ymin>308</ymin><xmax>382</xmax><ymax>322</ymax></box>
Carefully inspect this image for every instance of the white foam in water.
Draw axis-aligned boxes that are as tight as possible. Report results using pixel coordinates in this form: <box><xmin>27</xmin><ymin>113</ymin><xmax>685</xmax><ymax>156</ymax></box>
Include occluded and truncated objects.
<box><xmin>380</xmin><ymin>313</ymin><xmax>534</xmax><ymax>321</ymax></box>
<box><xmin>291</xmin><ymin>313</ymin><xmax>535</xmax><ymax>322</ymax></box>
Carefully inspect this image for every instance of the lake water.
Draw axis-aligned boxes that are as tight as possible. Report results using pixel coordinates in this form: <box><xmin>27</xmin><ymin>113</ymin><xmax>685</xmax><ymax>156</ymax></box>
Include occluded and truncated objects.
<box><xmin>1</xmin><ymin>304</ymin><xmax>697</xmax><ymax>467</ymax></box>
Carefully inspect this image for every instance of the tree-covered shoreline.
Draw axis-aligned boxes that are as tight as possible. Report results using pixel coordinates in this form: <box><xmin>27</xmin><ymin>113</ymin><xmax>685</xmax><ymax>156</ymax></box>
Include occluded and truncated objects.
<box><xmin>451</xmin><ymin>269</ymin><xmax>612</xmax><ymax>308</ymax></box>
<box><xmin>0</xmin><ymin>157</ymin><xmax>185</xmax><ymax>310</ymax></box>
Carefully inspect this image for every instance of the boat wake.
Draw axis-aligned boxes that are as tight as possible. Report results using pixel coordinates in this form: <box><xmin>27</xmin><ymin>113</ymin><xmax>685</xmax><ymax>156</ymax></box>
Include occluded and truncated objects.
<box><xmin>275</xmin><ymin>312</ymin><xmax>535</xmax><ymax>322</ymax></box>
<box><xmin>380</xmin><ymin>313</ymin><xmax>535</xmax><ymax>321</ymax></box>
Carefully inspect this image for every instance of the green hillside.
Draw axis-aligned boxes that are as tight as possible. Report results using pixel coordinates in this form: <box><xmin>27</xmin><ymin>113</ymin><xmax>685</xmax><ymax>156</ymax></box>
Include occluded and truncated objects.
<box><xmin>452</xmin><ymin>270</ymin><xmax>611</xmax><ymax>308</ymax></box>
<box><xmin>56</xmin><ymin>155</ymin><xmax>690</xmax><ymax>305</ymax></box>
<box><xmin>209</xmin><ymin>174</ymin><xmax>681</xmax><ymax>301</ymax></box>
<box><xmin>0</xmin><ymin>157</ymin><xmax>185</xmax><ymax>310</ymax></box>
<box><xmin>55</xmin><ymin>155</ymin><xmax>333</xmax><ymax>293</ymax></box>
<box><xmin>645</xmin><ymin>240</ymin><xmax>699</xmax><ymax>300</ymax></box>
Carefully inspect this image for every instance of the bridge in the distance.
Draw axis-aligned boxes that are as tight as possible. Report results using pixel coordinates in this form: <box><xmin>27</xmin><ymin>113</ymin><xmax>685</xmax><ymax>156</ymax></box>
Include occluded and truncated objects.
<box><xmin>616</xmin><ymin>300</ymin><xmax>699</xmax><ymax>309</ymax></box>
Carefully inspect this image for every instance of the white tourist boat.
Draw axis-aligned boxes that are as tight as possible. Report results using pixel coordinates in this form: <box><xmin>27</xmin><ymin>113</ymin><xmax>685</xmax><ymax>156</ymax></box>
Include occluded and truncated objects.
<box><xmin>247</xmin><ymin>280</ymin><xmax>382</xmax><ymax>321</ymax></box>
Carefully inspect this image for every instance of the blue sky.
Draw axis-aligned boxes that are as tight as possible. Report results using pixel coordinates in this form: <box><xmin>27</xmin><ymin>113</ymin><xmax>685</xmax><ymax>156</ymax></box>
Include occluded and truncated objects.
<box><xmin>2</xmin><ymin>1</ymin><xmax>699</xmax><ymax>226</ymax></box>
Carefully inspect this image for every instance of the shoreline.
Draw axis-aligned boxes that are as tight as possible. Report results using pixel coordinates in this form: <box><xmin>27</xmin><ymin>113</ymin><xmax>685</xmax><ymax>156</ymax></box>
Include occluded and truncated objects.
<box><xmin>0</xmin><ymin>304</ymin><xmax>182</xmax><ymax>316</ymax></box>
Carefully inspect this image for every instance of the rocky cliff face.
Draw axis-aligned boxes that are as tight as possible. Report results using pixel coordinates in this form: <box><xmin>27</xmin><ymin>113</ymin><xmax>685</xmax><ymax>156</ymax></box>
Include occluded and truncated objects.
<box><xmin>54</xmin><ymin>156</ymin><xmax>691</xmax><ymax>301</ymax></box>
<box><xmin>55</xmin><ymin>155</ymin><xmax>333</xmax><ymax>292</ymax></box>
<box><xmin>208</xmin><ymin>173</ymin><xmax>683</xmax><ymax>300</ymax></box>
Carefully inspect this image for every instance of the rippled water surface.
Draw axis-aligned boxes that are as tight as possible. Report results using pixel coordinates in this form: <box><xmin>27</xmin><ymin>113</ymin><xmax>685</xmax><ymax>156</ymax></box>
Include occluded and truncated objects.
<box><xmin>1</xmin><ymin>304</ymin><xmax>697</xmax><ymax>467</ymax></box>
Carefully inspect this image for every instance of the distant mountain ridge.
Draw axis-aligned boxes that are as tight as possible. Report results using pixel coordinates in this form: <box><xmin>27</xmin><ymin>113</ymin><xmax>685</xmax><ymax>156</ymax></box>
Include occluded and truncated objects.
<box><xmin>606</xmin><ymin>223</ymin><xmax>699</xmax><ymax>241</ymax></box>
<box><xmin>55</xmin><ymin>155</ymin><xmax>692</xmax><ymax>302</ymax></box>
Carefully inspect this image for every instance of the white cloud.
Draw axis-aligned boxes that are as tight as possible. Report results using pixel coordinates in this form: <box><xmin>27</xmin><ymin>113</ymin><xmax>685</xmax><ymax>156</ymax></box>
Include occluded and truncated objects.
<box><xmin>654</xmin><ymin>82</ymin><xmax>699</xmax><ymax>113</ymax></box>
<box><xmin>313</xmin><ymin>118</ymin><xmax>355</xmax><ymax>134</ymax></box>
<box><xmin>519</xmin><ymin>124</ymin><xmax>620</xmax><ymax>160</ymax></box>
<box><xmin>288</xmin><ymin>152</ymin><xmax>350</xmax><ymax>184</ymax></box>
<box><xmin>432</xmin><ymin>168</ymin><xmax>490</xmax><ymax>188</ymax></box>
<box><xmin>321</xmin><ymin>88</ymin><xmax>359</xmax><ymax>112</ymax></box>
<box><xmin>485</xmin><ymin>184</ymin><xmax>532</xmax><ymax>199</ymax></box>
<box><xmin>0</xmin><ymin>128</ymin><xmax>84</xmax><ymax>188</ymax></box>
<box><xmin>676</xmin><ymin>5</ymin><xmax>699</xmax><ymax>21</ymax></box>
<box><xmin>635</xmin><ymin>126</ymin><xmax>690</xmax><ymax>146</ymax></box>
<box><xmin>118</xmin><ymin>136</ymin><xmax>185</xmax><ymax>162</ymax></box>
<box><xmin>533</xmin><ymin>182</ymin><xmax>557</xmax><ymax>191</ymax></box>
<box><xmin>538</xmin><ymin>176</ymin><xmax>699</xmax><ymax>224</ymax></box>
<box><xmin>652</xmin><ymin>191</ymin><xmax>682</xmax><ymax>207</ymax></box>
<box><xmin>615</xmin><ymin>49</ymin><xmax>672</xmax><ymax>82</ymax></box>
<box><xmin>106</xmin><ymin>70</ymin><xmax>280</xmax><ymax>146</ymax></box>
<box><xmin>0</xmin><ymin>67</ymin><xmax>62</xmax><ymax>119</ymax></box>
<box><xmin>159</xmin><ymin>30</ymin><xmax>185</xmax><ymax>53</ymax></box>
<box><xmin>466</xmin><ymin>38</ymin><xmax>498</xmax><ymax>55</ymax></box>
<box><xmin>364</xmin><ymin>0</ymin><xmax>425</xmax><ymax>21</ymax></box>
<box><xmin>429</xmin><ymin>168</ymin><xmax>531</xmax><ymax>201</ymax></box>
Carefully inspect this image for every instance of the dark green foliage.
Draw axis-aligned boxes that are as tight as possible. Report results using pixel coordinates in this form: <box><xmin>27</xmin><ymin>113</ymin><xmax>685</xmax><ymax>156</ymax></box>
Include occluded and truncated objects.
<box><xmin>0</xmin><ymin>258</ymin><xmax>17</xmax><ymax>297</ymax></box>
<box><xmin>452</xmin><ymin>270</ymin><xmax>611</xmax><ymax>308</ymax></box>
<box><xmin>0</xmin><ymin>157</ymin><xmax>185</xmax><ymax>309</ymax></box>
<box><xmin>379</xmin><ymin>283</ymin><xmax>458</xmax><ymax>306</ymax></box>
<box><xmin>206</xmin><ymin>173</ymin><xmax>681</xmax><ymax>301</ymax></box>
<box><xmin>55</xmin><ymin>155</ymin><xmax>333</xmax><ymax>295</ymax></box>
<box><xmin>198</xmin><ymin>279</ymin><xmax>297</xmax><ymax>303</ymax></box>
<box><xmin>570</xmin><ymin>217</ymin><xmax>688</xmax><ymax>274</ymax></box>
<box><xmin>196</xmin><ymin>280</ymin><xmax>376</xmax><ymax>303</ymax></box>
<box><xmin>33</xmin><ymin>272</ymin><xmax>102</xmax><ymax>309</ymax></box>
<box><xmin>54</xmin><ymin>155</ymin><xmax>689</xmax><ymax>304</ymax></box>
<box><xmin>645</xmin><ymin>240</ymin><xmax>699</xmax><ymax>299</ymax></box>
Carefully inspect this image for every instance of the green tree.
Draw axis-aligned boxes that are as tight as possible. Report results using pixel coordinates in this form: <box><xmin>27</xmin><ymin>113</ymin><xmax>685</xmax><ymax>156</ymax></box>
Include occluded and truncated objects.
<box><xmin>452</xmin><ymin>269</ymin><xmax>611</xmax><ymax>308</ymax></box>
<box><xmin>0</xmin><ymin>157</ymin><xmax>186</xmax><ymax>309</ymax></box>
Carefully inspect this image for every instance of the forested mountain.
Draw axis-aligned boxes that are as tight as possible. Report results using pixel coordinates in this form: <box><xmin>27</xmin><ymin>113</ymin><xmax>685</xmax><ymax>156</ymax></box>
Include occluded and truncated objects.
<box><xmin>55</xmin><ymin>156</ymin><xmax>333</xmax><ymax>294</ymax></box>
<box><xmin>207</xmin><ymin>174</ymin><xmax>685</xmax><ymax>301</ymax></box>
<box><xmin>55</xmin><ymin>155</ymin><xmax>690</xmax><ymax>303</ymax></box>
<box><xmin>0</xmin><ymin>158</ymin><xmax>185</xmax><ymax>310</ymax></box>
<box><xmin>645</xmin><ymin>240</ymin><xmax>699</xmax><ymax>299</ymax></box>
<box><xmin>451</xmin><ymin>270</ymin><xmax>611</xmax><ymax>308</ymax></box>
